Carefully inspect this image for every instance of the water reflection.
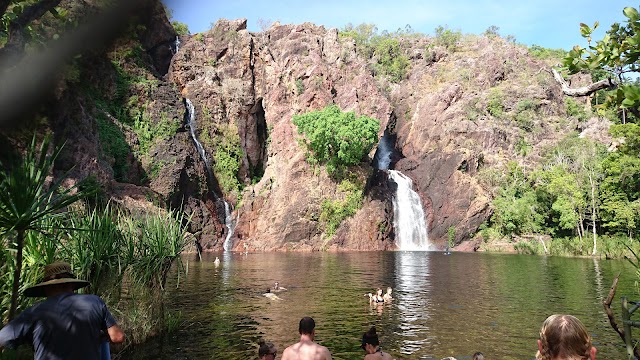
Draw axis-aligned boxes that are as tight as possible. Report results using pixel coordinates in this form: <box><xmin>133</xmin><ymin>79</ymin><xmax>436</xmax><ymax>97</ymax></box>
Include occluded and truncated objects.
<box><xmin>122</xmin><ymin>252</ymin><xmax>636</xmax><ymax>360</ymax></box>
<box><xmin>395</xmin><ymin>252</ymin><xmax>433</xmax><ymax>356</ymax></box>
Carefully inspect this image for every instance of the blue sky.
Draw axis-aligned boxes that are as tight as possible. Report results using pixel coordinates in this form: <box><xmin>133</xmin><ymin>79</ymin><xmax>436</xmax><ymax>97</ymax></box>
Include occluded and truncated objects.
<box><xmin>163</xmin><ymin>1</ymin><xmax>633</xmax><ymax>50</ymax></box>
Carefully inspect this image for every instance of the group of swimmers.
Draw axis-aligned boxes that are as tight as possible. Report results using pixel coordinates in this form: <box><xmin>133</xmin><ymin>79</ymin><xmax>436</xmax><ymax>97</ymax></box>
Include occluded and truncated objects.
<box><xmin>367</xmin><ymin>287</ymin><xmax>393</xmax><ymax>304</ymax></box>
<box><xmin>256</xmin><ymin>313</ymin><xmax>597</xmax><ymax>359</ymax></box>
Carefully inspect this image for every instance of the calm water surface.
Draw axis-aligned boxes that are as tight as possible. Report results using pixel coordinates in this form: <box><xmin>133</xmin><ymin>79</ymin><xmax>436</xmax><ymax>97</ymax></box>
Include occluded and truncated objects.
<box><xmin>122</xmin><ymin>251</ymin><xmax>636</xmax><ymax>360</ymax></box>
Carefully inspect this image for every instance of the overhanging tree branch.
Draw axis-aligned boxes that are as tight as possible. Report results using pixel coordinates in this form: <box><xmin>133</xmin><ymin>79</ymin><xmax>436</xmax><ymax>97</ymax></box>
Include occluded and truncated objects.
<box><xmin>551</xmin><ymin>67</ymin><xmax>617</xmax><ymax>97</ymax></box>
<box><xmin>0</xmin><ymin>0</ymin><xmax>11</xmax><ymax>20</ymax></box>
<box><xmin>0</xmin><ymin>0</ymin><xmax>63</xmax><ymax>66</ymax></box>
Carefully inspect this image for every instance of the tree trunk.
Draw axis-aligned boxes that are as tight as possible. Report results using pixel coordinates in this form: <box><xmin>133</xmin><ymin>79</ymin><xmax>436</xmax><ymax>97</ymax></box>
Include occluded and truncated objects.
<box><xmin>590</xmin><ymin>174</ymin><xmax>597</xmax><ymax>256</ymax></box>
<box><xmin>551</xmin><ymin>68</ymin><xmax>617</xmax><ymax>97</ymax></box>
<box><xmin>8</xmin><ymin>229</ymin><xmax>25</xmax><ymax>321</ymax></box>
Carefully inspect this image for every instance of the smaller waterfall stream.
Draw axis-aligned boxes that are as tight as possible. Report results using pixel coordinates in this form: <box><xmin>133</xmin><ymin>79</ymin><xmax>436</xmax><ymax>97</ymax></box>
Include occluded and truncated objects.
<box><xmin>173</xmin><ymin>36</ymin><xmax>181</xmax><ymax>54</ymax></box>
<box><xmin>223</xmin><ymin>201</ymin><xmax>237</xmax><ymax>251</ymax></box>
<box><xmin>185</xmin><ymin>99</ymin><xmax>213</xmax><ymax>181</ymax></box>
<box><xmin>185</xmin><ymin>99</ymin><xmax>236</xmax><ymax>251</ymax></box>
<box><xmin>389</xmin><ymin>170</ymin><xmax>431</xmax><ymax>251</ymax></box>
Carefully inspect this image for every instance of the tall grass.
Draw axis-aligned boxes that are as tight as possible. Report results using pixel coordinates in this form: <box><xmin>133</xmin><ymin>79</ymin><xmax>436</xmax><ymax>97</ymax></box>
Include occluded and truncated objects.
<box><xmin>0</xmin><ymin>203</ymin><xmax>190</xmax><ymax>346</ymax></box>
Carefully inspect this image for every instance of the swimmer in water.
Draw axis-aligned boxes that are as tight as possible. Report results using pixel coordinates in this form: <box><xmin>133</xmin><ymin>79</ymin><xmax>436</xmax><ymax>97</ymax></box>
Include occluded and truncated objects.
<box><xmin>383</xmin><ymin>287</ymin><xmax>393</xmax><ymax>302</ymax></box>
<box><xmin>368</xmin><ymin>288</ymin><xmax>384</xmax><ymax>304</ymax></box>
<box><xmin>272</xmin><ymin>281</ymin><xmax>287</xmax><ymax>292</ymax></box>
<box><xmin>263</xmin><ymin>288</ymin><xmax>283</xmax><ymax>301</ymax></box>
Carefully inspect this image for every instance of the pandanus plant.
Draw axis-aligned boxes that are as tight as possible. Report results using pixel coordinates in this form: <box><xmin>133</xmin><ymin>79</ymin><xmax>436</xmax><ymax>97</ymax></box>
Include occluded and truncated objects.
<box><xmin>0</xmin><ymin>135</ymin><xmax>94</xmax><ymax>320</ymax></box>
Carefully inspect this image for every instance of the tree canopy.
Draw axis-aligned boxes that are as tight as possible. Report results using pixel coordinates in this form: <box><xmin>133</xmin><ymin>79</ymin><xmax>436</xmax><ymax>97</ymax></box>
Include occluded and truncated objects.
<box><xmin>562</xmin><ymin>6</ymin><xmax>640</xmax><ymax>114</ymax></box>
<box><xmin>292</xmin><ymin>104</ymin><xmax>380</xmax><ymax>177</ymax></box>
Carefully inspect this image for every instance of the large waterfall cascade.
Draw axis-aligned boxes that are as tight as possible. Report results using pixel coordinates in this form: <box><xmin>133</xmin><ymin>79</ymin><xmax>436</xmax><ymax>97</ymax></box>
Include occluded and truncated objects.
<box><xmin>388</xmin><ymin>170</ymin><xmax>432</xmax><ymax>251</ymax></box>
<box><xmin>373</xmin><ymin>131</ymin><xmax>431</xmax><ymax>251</ymax></box>
<box><xmin>185</xmin><ymin>99</ymin><xmax>237</xmax><ymax>251</ymax></box>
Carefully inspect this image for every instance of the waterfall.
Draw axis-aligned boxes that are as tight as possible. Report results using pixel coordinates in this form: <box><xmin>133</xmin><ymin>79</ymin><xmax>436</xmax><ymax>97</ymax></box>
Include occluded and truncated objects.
<box><xmin>173</xmin><ymin>36</ymin><xmax>181</xmax><ymax>54</ymax></box>
<box><xmin>373</xmin><ymin>130</ymin><xmax>395</xmax><ymax>170</ymax></box>
<box><xmin>185</xmin><ymin>99</ymin><xmax>214</xmax><ymax>182</ymax></box>
<box><xmin>389</xmin><ymin>170</ymin><xmax>431</xmax><ymax>251</ymax></box>
<box><xmin>185</xmin><ymin>99</ymin><xmax>236</xmax><ymax>251</ymax></box>
<box><xmin>223</xmin><ymin>201</ymin><xmax>237</xmax><ymax>251</ymax></box>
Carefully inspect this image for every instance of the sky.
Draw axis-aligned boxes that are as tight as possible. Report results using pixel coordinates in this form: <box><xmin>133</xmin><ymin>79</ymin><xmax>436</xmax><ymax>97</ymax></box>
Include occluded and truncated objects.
<box><xmin>163</xmin><ymin>1</ymin><xmax>634</xmax><ymax>51</ymax></box>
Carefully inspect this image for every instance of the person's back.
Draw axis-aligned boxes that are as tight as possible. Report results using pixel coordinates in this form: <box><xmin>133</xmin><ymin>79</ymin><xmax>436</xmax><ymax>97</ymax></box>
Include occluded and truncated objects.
<box><xmin>2</xmin><ymin>292</ymin><xmax>116</xmax><ymax>359</ymax></box>
<box><xmin>364</xmin><ymin>349</ymin><xmax>393</xmax><ymax>360</ymax></box>
<box><xmin>0</xmin><ymin>262</ymin><xmax>124</xmax><ymax>360</ymax></box>
<box><xmin>282</xmin><ymin>339</ymin><xmax>331</xmax><ymax>360</ymax></box>
<box><xmin>281</xmin><ymin>317</ymin><xmax>331</xmax><ymax>360</ymax></box>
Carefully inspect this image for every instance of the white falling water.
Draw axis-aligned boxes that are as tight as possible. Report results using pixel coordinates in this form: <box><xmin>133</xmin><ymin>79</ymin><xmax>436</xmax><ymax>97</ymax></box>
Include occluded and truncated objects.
<box><xmin>185</xmin><ymin>99</ymin><xmax>214</xmax><ymax>181</ymax></box>
<box><xmin>185</xmin><ymin>99</ymin><xmax>236</xmax><ymax>251</ymax></box>
<box><xmin>223</xmin><ymin>201</ymin><xmax>237</xmax><ymax>251</ymax></box>
<box><xmin>173</xmin><ymin>36</ymin><xmax>181</xmax><ymax>54</ymax></box>
<box><xmin>389</xmin><ymin>170</ymin><xmax>431</xmax><ymax>251</ymax></box>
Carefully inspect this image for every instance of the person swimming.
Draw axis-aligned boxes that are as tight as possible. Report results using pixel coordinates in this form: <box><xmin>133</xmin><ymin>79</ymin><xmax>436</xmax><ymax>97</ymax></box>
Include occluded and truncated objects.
<box><xmin>383</xmin><ymin>287</ymin><xmax>393</xmax><ymax>302</ymax></box>
<box><xmin>272</xmin><ymin>281</ymin><xmax>287</xmax><ymax>292</ymax></box>
<box><xmin>368</xmin><ymin>288</ymin><xmax>384</xmax><ymax>304</ymax></box>
<box><xmin>263</xmin><ymin>288</ymin><xmax>283</xmax><ymax>301</ymax></box>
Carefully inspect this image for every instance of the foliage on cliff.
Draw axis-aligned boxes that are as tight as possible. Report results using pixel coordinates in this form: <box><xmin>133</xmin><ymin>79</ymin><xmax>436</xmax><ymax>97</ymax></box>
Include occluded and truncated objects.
<box><xmin>293</xmin><ymin>105</ymin><xmax>380</xmax><ymax>177</ymax></box>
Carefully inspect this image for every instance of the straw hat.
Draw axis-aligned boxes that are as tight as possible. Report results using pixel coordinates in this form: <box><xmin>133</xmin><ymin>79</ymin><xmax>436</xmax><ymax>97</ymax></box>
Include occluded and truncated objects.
<box><xmin>23</xmin><ymin>262</ymin><xmax>89</xmax><ymax>297</ymax></box>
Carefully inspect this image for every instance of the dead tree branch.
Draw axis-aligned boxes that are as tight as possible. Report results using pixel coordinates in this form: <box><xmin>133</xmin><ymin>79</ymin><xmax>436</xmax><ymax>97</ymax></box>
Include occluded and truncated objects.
<box><xmin>603</xmin><ymin>273</ymin><xmax>640</xmax><ymax>359</ymax></box>
<box><xmin>551</xmin><ymin>68</ymin><xmax>617</xmax><ymax>97</ymax></box>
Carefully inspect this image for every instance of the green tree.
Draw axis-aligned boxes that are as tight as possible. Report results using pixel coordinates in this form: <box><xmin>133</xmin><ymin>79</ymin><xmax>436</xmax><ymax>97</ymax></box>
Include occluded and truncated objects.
<box><xmin>535</xmin><ymin>137</ymin><xmax>605</xmax><ymax>253</ymax></box>
<box><xmin>562</xmin><ymin>6</ymin><xmax>640</xmax><ymax>120</ymax></box>
<box><xmin>490</xmin><ymin>162</ymin><xmax>543</xmax><ymax>235</ymax></box>
<box><xmin>371</xmin><ymin>36</ymin><xmax>410</xmax><ymax>82</ymax></box>
<box><xmin>600</xmin><ymin>124</ymin><xmax>640</xmax><ymax>238</ymax></box>
<box><xmin>339</xmin><ymin>23</ymin><xmax>378</xmax><ymax>58</ymax></box>
<box><xmin>0</xmin><ymin>135</ymin><xmax>94</xmax><ymax>320</ymax></box>
<box><xmin>292</xmin><ymin>105</ymin><xmax>380</xmax><ymax>177</ymax></box>
<box><xmin>171</xmin><ymin>20</ymin><xmax>189</xmax><ymax>36</ymax></box>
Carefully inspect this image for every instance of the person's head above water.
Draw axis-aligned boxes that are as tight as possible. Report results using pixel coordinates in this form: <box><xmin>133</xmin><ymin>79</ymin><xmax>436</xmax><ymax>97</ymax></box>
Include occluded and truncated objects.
<box><xmin>536</xmin><ymin>314</ymin><xmax>597</xmax><ymax>360</ymax></box>
<box><xmin>299</xmin><ymin>316</ymin><xmax>315</xmax><ymax>336</ymax></box>
<box><xmin>361</xmin><ymin>326</ymin><xmax>380</xmax><ymax>349</ymax></box>
<box><xmin>258</xmin><ymin>340</ymin><xmax>277</xmax><ymax>359</ymax></box>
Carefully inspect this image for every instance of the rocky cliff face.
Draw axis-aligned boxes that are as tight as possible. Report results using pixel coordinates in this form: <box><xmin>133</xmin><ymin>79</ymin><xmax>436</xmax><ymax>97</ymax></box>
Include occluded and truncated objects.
<box><xmin>3</xmin><ymin>3</ymin><xmax>590</xmax><ymax>251</ymax></box>
<box><xmin>170</xmin><ymin>19</ymin><xmax>395</xmax><ymax>251</ymax></box>
<box><xmin>167</xmin><ymin>19</ymin><xmax>581</xmax><ymax>250</ymax></box>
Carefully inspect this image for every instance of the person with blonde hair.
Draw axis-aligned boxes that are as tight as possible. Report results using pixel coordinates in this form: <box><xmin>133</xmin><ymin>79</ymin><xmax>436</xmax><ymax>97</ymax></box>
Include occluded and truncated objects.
<box><xmin>536</xmin><ymin>314</ymin><xmax>597</xmax><ymax>360</ymax></box>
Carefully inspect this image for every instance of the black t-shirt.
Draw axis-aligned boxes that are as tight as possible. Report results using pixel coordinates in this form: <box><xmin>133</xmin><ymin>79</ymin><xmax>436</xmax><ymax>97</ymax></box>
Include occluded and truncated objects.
<box><xmin>0</xmin><ymin>293</ymin><xmax>117</xmax><ymax>360</ymax></box>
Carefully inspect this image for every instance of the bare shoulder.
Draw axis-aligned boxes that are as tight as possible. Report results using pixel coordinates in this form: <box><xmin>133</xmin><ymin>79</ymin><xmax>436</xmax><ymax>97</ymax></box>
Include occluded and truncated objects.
<box><xmin>281</xmin><ymin>344</ymin><xmax>296</xmax><ymax>360</ymax></box>
<box><xmin>321</xmin><ymin>344</ymin><xmax>332</xmax><ymax>359</ymax></box>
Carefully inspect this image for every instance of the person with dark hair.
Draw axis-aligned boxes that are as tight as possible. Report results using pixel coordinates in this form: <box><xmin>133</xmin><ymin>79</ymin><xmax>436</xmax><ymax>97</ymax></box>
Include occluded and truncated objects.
<box><xmin>473</xmin><ymin>351</ymin><xmax>485</xmax><ymax>360</ymax></box>
<box><xmin>258</xmin><ymin>340</ymin><xmax>277</xmax><ymax>360</ymax></box>
<box><xmin>281</xmin><ymin>316</ymin><xmax>332</xmax><ymax>360</ymax></box>
<box><xmin>361</xmin><ymin>326</ymin><xmax>392</xmax><ymax>360</ymax></box>
<box><xmin>0</xmin><ymin>262</ymin><xmax>125</xmax><ymax>360</ymax></box>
